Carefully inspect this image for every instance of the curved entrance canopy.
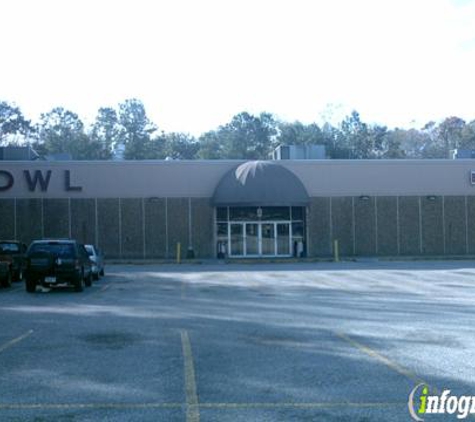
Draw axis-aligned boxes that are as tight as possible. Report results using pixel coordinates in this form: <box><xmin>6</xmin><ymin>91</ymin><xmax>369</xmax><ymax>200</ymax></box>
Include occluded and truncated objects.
<box><xmin>212</xmin><ymin>161</ymin><xmax>309</xmax><ymax>207</ymax></box>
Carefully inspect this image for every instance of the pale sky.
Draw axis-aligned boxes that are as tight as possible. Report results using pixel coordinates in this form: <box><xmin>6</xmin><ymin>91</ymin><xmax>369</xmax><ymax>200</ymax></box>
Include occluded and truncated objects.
<box><xmin>1</xmin><ymin>0</ymin><xmax>475</xmax><ymax>135</ymax></box>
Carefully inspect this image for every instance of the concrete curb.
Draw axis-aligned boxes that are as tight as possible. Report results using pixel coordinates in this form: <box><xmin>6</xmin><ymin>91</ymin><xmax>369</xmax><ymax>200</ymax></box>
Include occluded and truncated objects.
<box><xmin>105</xmin><ymin>255</ymin><xmax>475</xmax><ymax>265</ymax></box>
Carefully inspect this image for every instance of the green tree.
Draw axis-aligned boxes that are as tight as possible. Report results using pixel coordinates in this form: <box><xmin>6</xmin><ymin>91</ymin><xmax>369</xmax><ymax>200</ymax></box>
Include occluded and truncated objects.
<box><xmin>90</xmin><ymin>107</ymin><xmax>121</xmax><ymax>159</ymax></box>
<box><xmin>366</xmin><ymin>125</ymin><xmax>390</xmax><ymax>158</ymax></box>
<box><xmin>197</xmin><ymin>130</ymin><xmax>224</xmax><ymax>159</ymax></box>
<box><xmin>0</xmin><ymin>101</ymin><xmax>32</xmax><ymax>145</ymax></box>
<box><xmin>320</xmin><ymin>122</ymin><xmax>347</xmax><ymax>158</ymax></box>
<box><xmin>219</xmin><ymin>112</ymin><xmax>278</xmax><ymax>159</ymax></box>
<box><xmin>277</xmin><ymin>121</ymin><xmax>324</xmax><ymax>146</ymax></box>
<box><xmin>419</xmin><ymin>121</ymin><xmax>445</xmax><ymax>158</ymax></box>
<box><xmin>436</xmin><ymin>116</ymin><xmax>465</xmax><ymax>157</ymax></box>
<box><xmin>163</xmin><ymin>132</ymin><xmax>199</xmax><ymax>159</ymax></box>
<box><xmin>144</xmin><ymin>133</ymin><xmax>166</xmax><ymax>159</ymax></box>
<box><xmin>377</xmin><ymin>128</ymin><xmax>407</xmax><ymax>158</ymax></box>
<box><xmin>388</xmin><ymin>128</ymin><xmax>426</xmax><ymax>158</ymax></box>
<box><xmin>38</xmin><ymin>107</ymin><xmax>101</xmax><ymax>159</ymax></box>
<box><xmin>118</xmin><ymin>99</ymin><xmax>157</xmax><ymax>159</ymax></box>
<box><xmin>460</xmin><ymin>120</ymin><xmax>475</xmax><ymax>150</ymax></box>
<box><xmin>340</xmin><ymin>111</ymin><xmax>372</xmax><ymax>159</ymax></box>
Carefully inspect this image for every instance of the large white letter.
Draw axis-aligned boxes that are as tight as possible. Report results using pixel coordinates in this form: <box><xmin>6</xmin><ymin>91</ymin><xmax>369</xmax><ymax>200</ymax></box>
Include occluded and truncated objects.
<box><xmin>447</xmin><ymin>396</ymin><xmax>458</xmax><ymax>414</ymax></box>
<box><xmin>426</xmin><ymin>396</ymin><xmax>439</xmax><ymax>413</ymax></box>
<box><xmin>439</xmin><ymin>390</ymin><xmax>451</xmax><ymax>413</ymax></box>
<box><xmin>457</xmin><ymin>396</ymin><xmax>471</xmax><ymax>419</ymax></box>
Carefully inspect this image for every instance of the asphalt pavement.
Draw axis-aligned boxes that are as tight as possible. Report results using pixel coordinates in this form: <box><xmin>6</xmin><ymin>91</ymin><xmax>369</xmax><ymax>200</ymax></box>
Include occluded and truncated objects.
<box><xmin>1</xmin><ymin>260</ymin><xmax>475</xmax><ymax>421</ymax></box>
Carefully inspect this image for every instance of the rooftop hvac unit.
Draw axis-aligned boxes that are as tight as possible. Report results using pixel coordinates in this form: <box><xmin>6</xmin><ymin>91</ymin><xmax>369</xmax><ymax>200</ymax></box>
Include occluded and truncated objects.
<box><xmin>271</xmin><ymin>144</ymin><xmax>326</xmax><ymax>160</ymax></box>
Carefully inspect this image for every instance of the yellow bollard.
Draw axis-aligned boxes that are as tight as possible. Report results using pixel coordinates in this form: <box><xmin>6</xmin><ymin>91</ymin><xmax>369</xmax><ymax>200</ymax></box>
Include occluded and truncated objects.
<box><xmin>333</xmin><ymin>239</ymin><xmax>339</xmax><ymax>262</ymax></box>
<box><xmin>177</xmin><ymin>242</ymin><xmax>181</xmax><ymax>264</ymax></box>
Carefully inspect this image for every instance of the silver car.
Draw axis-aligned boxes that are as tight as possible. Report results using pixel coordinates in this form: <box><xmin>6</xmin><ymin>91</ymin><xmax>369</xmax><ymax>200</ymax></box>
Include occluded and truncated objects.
<box><xmin>85</xmin><ymin>245</ymin><xmax>105</xmax><ymax>281</ymax></box>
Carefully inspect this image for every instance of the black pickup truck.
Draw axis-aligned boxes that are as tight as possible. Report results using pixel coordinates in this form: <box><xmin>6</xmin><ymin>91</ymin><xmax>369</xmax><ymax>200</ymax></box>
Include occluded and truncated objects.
<box><xmin>24</xmin><ymin>239</ymin><xmax>93</xmax><ymax>293</ymax></box>
<box><xmin>0</xmin><ymin>241</ymin><xmax>28</xmax><ymax>283</ymax></box>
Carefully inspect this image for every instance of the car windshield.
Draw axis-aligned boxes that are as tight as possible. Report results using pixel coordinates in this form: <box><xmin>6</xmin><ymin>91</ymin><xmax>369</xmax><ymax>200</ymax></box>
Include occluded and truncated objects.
<box><xmin>85</xmin><ymin>245</ymin><xmax>94</xmax><ymax>256</ymax></box>
<box><xmin>0</xmin><ymin>243</ymin><xmax>20</xmax><ymax>254</ymax></box>
<box><xmin>29</xmin><ymin>243</ymin><xmax>75</xmax><ymax>258</ymax></box>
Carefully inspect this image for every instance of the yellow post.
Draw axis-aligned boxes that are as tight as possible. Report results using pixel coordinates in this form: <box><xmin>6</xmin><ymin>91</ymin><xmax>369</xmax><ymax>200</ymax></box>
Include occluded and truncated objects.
<box><xmin>177</xmin><ymin>242</ymin><xmax>181</xmax><ymax>264</ymax></box>
<box><xmin>333</xmin><ymin>239</ymin><xmax>339</xmax><ymax>262</ymax></box>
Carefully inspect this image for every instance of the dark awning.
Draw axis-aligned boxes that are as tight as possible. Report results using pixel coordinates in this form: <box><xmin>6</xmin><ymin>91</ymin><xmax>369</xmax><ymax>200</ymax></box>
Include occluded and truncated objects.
<box><xmin>212</xmin><ymin>161</ymin><xmax>309</xmax><ymax>207</ymax></box>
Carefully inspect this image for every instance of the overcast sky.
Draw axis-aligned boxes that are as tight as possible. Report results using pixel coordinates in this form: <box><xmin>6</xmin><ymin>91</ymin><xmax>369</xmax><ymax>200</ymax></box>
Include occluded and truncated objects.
<box><xmin>1</xmin><ymin>0</ymin><xmax>475</xmax><ymax>135</ymax></box>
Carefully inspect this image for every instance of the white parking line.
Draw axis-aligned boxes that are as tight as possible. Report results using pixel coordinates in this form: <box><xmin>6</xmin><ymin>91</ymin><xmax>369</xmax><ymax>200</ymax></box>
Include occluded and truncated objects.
<box><xmin>199</xmin><ymin>402</ymin><xmax>404</xmax><ymax>409</ymax></box>
<box><xmin>80</xmin><ymin>283</ymin><xmax>112</xmax><ymax>301</ymax></box>
<box><xmin>99</xmin><ymin>284</ymin><xmax>111</xmax><ymax>293</ymax></box>
<box><xmin>181</xmin><ymin>330</ymin><xmax>200</xmax><ymax>422</ymax></box>
<box><xmin>0</xmin><ymin>402</ymin><xmax>407</xmax><ymax>410</ymax></box>
<box><xmin>0</xmin><ymin>402</ymin><xmax>181</xmax><ymax>410</ymax></box>
<box><xmin>0</xmin><ymin>330</ymin><xmax>34</xmax><ymax>354</ymax></box>
<box><xmin>0</xmin><ymin>401</ymin><xmax>404</xmax><ymax>410</ymax></box>
<box><xmin>335</xmin><ymin>331</ymin><xmax>426</xmax><ymax>386</ymax></box>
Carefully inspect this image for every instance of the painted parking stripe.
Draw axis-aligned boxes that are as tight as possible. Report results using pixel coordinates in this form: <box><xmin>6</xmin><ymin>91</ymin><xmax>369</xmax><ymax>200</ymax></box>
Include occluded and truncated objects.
<box><xmin>99</xmin><ymin>284</ymin><xmax>111</xmax><ymax>293</ymax></box>
<box><xmin>81</xmin><ymin>283</ymin><xmax>111</xmax><ymax>300</ymax></box>
<box><xmin>335</xmin><ymin>331</ymin><xmax>426</xmax><ymax>385</ymax></box>
<box><xmin>199</xmin><ymin>402</ymin><xmax>404</xmax><ymax>409</ymax></box>
<box><xmin>0</xmin><ymin>402</ymin><xmax>181</xmax><ymax>410</ymax></box>
<box><xmin>181</xmin><ymin>330</ymin><xmax>200</xmax><ymax>422</ymax></box>
<box><xmin>0</xmin><ymin>330</ymin><xmax>34</xmax><ymax>354</ymax></box>
<box><xmin>0</xmin><ymin>401</ymin><xmax>403</xmax><ymax>411</ymax></box>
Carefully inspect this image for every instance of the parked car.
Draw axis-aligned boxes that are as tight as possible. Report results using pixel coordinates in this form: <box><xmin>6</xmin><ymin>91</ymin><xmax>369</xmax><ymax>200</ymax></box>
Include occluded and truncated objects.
<box><xmin>0</xmin><ymin>261</ymin><xmax>12</xmax><ymax>288</ymax></box>
<box><xmin>0</xmin><ymin>241</ymin><xmax>28</xmax><ymax>281</ymax></box>
<box><xmin>24</xmin><ymin>239</ymin><xmax>93</xmax><ymax>293</ymax></box>
<box><xmin>84</xmin><ymin>244</ymin><xmax>105</xmax><ymax>281</ymax></box>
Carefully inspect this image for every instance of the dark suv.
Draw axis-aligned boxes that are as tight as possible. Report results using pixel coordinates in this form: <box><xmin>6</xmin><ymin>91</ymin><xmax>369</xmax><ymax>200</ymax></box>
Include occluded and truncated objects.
<box><xmin>25</xmin><ymin>239</ymin><xmax>93</xmax><ymax>293</ymax></box>
<box><xmin>0</xmin><ymin>241</ymin><xmax>28</xmax><ymax>282</ymax></box>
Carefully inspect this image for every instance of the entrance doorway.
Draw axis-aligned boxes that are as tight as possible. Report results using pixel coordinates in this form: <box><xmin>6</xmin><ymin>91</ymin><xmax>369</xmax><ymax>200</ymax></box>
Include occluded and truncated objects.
<box><xmin>216</xmin><ymin>206</ymin><xmax>305</xmax><ymax>258</ymax></box>
<box><xmin>229</xmin><ymin>222</ymin><xmax>291</xmax><ymax>257</ymax></box>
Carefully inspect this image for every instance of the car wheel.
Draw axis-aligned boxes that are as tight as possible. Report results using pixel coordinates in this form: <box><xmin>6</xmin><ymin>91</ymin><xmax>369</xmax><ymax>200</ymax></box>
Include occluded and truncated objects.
<box><xmin>85</xmin><ymin>271</ymin><xmax>92</xmax><ymax>287</ymax></box>
<box><xmin>1</xmin><ymin>271</ymin><xmax>12</xmax><ymax>288</ymax></box>
<box><xmin>25</xmin><ymin>277</ymin><xmax>37</xmax><ymax>293</ymax></box>
<box><xmin>75</xmin><ymin>271</ymin><xmax>85</xmax><ymax>292</ymax></box>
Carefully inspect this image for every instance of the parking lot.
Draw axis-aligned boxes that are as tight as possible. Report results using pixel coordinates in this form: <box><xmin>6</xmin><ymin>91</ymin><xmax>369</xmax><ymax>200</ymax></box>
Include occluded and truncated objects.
<box><xmin>1</xmin><ymin>261</ymin><xmax>475</xmax><ymax>421</ymax></box>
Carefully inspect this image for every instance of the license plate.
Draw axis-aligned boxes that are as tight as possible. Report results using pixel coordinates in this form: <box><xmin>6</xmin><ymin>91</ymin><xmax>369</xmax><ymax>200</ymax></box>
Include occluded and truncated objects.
<box><xmin>45</xmin><ymin>276</ymin><xmax>56</xmax><ymax>283</ymax></box>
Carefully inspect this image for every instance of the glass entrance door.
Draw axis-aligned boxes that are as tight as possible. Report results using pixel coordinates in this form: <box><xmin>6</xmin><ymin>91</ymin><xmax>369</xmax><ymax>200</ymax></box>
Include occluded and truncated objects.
<box><xmin>227</xmin><ymin>221</ymin><xmax>293</xmax><ymax>257</ymax></box>
<box><xmin>230</xmin><ymin>224</ymin><xmax>244</xmax><ymax>256</ymax></box>
<box><xmin>217</xmin><ymin>206</ymin><xmax>305</xmax><ymax>258</ymax></box>
<box><xmin>261</xmin><ymin>223</ymin><xmax>275</xmax><ymax>255</ymax></box>
<box><xmin>276</xmin><ymin>223</ymin><xmax>291</xmax><ymax>255</ymax></box>
<box><xmin>245</xmin><ymin>223</ymin><xmax>259</xmax><ymax>255</ymax></box>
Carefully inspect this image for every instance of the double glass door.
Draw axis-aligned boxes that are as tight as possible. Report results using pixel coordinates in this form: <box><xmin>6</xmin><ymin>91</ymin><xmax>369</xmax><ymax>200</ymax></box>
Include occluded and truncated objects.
<box><xmin>230</xmin><ymin>222</ymin><xmax>291</xmax><ymax>257</ymax></box>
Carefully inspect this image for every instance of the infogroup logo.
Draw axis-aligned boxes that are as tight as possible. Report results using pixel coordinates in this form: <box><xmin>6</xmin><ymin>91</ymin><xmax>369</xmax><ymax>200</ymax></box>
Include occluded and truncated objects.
<box><xmin>408</xmin><ymin>384</ymin><xmax>475</xmax><ymax>421</ymax></box>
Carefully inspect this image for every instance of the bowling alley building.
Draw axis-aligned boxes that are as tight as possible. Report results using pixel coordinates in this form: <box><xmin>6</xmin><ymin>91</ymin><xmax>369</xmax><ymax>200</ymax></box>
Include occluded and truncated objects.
<box><xmin>1</xmin><ymin>158</ymin><xmax>475</xmax><ymax>259</ymax></box>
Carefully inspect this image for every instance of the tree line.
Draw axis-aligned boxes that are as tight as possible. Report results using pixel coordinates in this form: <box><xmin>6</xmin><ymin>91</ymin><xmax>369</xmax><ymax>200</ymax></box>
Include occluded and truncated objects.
<box><xmin>1</xmin><ymin>99</ymin><xmax>475</xmax><ymax>160</ymax></box>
